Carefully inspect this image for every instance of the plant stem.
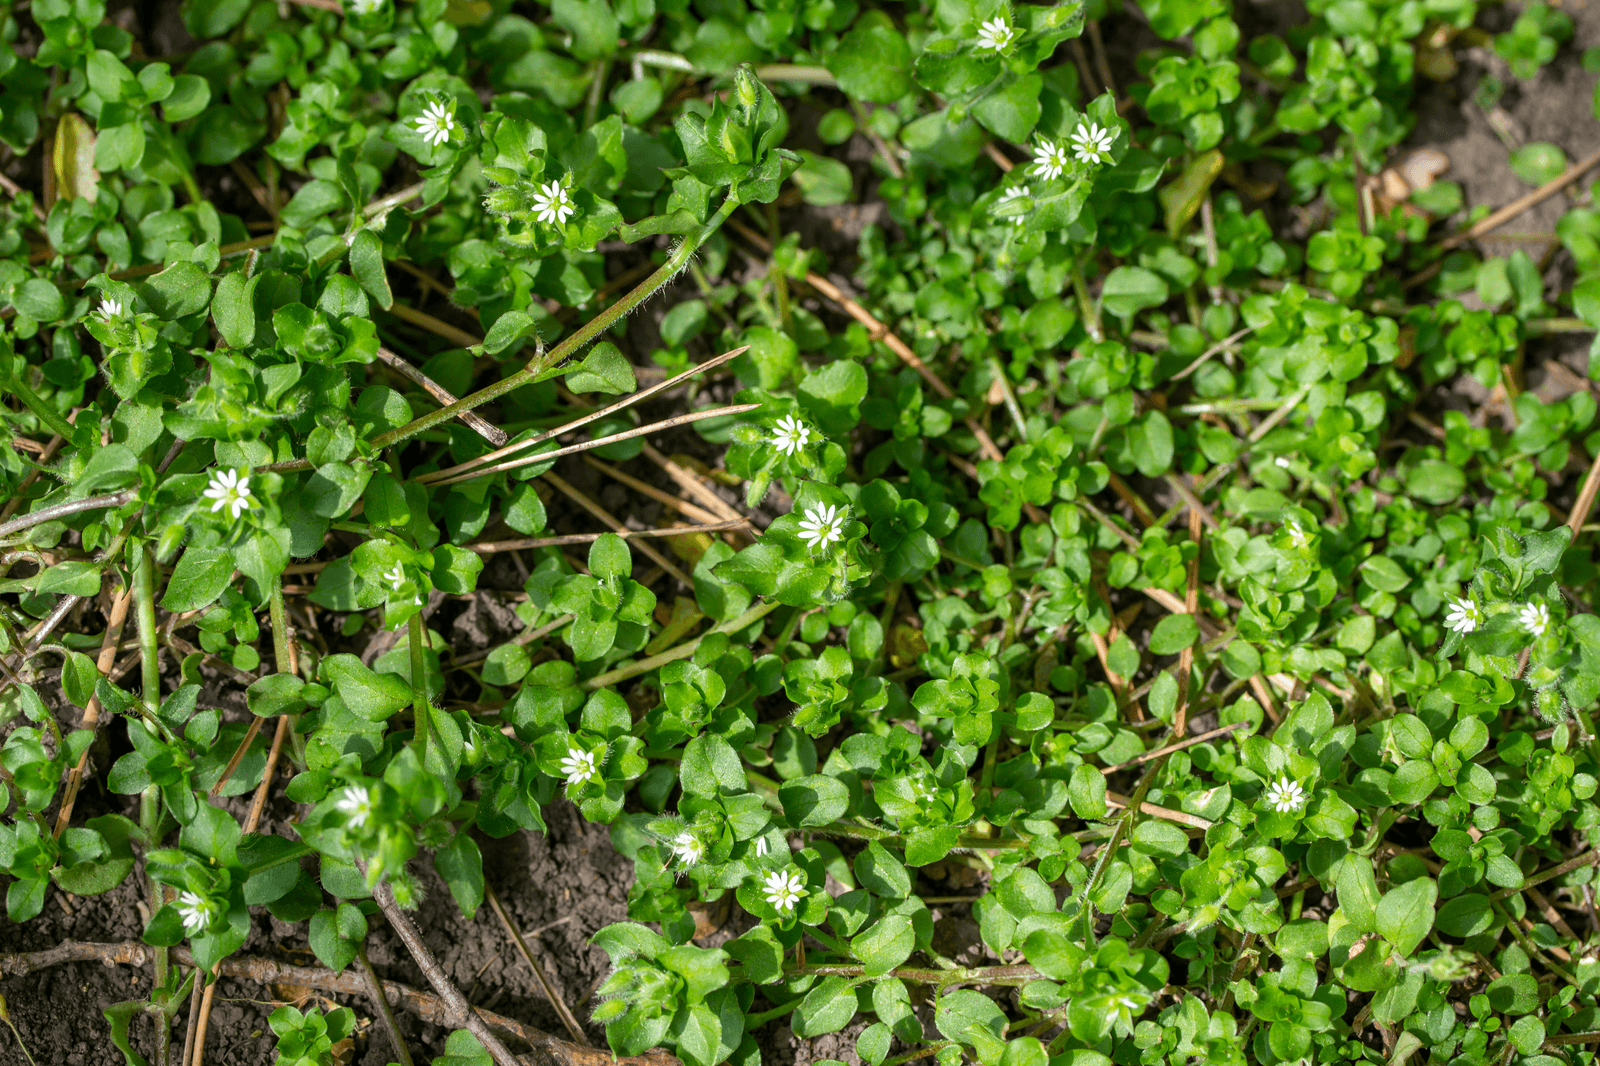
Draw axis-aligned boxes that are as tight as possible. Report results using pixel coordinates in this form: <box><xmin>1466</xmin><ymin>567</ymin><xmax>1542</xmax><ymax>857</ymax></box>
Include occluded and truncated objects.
<box><xmin>365</xmin><ymin>198</ymin><xmax>741</xmax><ymax>457</ymax></box>
<box><xmin>370</xmin><ymin>876</ymin><xmax>522</xmax><ymax>1066</ymax></box>
<box><xmin>581</xmin><ymin>598</ymin><xmax>780</xmax><ymax>689</ymax></box>
<box><xmin>408</xmin><ymin>614</ymin><xmax>431</xmax><ymax>762</ymax></box>
<box><xmin>357</xmin><ymin>945</ymin><xmax>415</xmax><ymax>1066</ymax></box>
<box><xmin>1069</xmin><ymin>252</ymin><xmax>1101</xmax><ymax>342</ymax></box>
<box><xmin>0</xmin><ymin>490</ymin><xmax>138</xmax><ymax>539</ymax></box>
<box><xmin>7</xmin><ymin>372</ymin><xmax>79</xmax><ymax>441</ymax></box>
<box><xmin>133</xmin><ymin>548</ymin><xmax>160</xmax><ymax>713</ymax></box>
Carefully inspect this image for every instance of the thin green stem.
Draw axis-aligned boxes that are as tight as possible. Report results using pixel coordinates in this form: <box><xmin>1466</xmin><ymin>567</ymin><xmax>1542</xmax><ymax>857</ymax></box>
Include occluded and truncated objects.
<box><xmin>408</xmin><ymin>614</ymin><xmax>431</xmax><ymax>762</ymax></box>
<box><xmin>1069</xmin><ymin>251</ymin><xmax>1101</xmax><ymax>342</ymax></box>
<box><xmin>7</xmin><ymin>373</ymin><xmax>79</xmax><ymax>441</ymax></box>
<box><xmin>366</xmin><ymin>198</ymin><xmax>741</xmax><ymax>459</ymax></box>
<box><xmin>581</xmin><ymin>598</ymin><xmax>780</xmax><ymax>689</ymax></box>
<box><xmin>133</xmin><ymin>547</ymin><xmax>160</xmax><ymax>714</ymax></box>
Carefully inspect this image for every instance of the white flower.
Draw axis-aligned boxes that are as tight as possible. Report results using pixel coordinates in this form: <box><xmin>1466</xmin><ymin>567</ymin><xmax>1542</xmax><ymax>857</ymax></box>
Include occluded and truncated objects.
<box><xmin>559</xmin><ymin>748</ymin><xmax>598</xmax><ymax>786</ymax></box>
<box><xmin>797</xmin><ymin>503</ymin><xmax>848</xmax><ymax>552</ymax></box>
<box><xmin>175</xmin><ymin>891</ymin><xmax>213</xmax><ymax>936</ymax></box>
<box><xmin>772</xmin><ymin>415</ymin><xmax>812</xmax><ymax>457</ymax></box>
<box><xmin>413</xmin><ymin>101</ymin><xmax>456</xmax><ymax>148</ymax></box>
<box><xmin>1444</xmin><ymin>597</ymin><xmax>1481</xmax><ymax>635</ymax></box>
<box><xmin>975</xmin><ymin>15</ymin><xmax>1014</xmax><ymax>52</ymax></box>
<box><xmin>1519</xmin><ymin>601</ymin><xmax>1551</xmax><ymax>637</ymax></box>
<box><xmin>1031</xmin><ymin>139</ymin><xmax>1071</xmax><ymax>181</ymax></box>
<box><xmin>670</xmin><ymin>831</ymin><xmax>704</xmax><ymax>867</ymax></box>
<box><xmin>382</xmin><ymin>563</ymin><xmax>406</xmax><ymax>587</ymax></box>
<box><xmin>762</xmin><ymin>869</ymin><xmax>806</xmax><ymax>914</ymax></box>
<box><xmin>754</xmin><ymin>836</ymin><xmax>770</xmax><ymax>857</ymax></box>
<box><xmin>96</xmin><ymin>297</ymin><xmax>124</xmax><ymax>323</ymax></box>
<box><xmin>1264</xmin><ymin>776</ymin><xmax>1305</xmax><ymax>814</ymax></box>
<box><xmin>1285</xmin><ymin>521</ymin><xmax>1313</xmax><ymax>549</ymax></box>
<box><xmin>203</xmin><ymin>469</ymin><xmax>257</xmax><ymax>521</ymax></box>
<box><xmin>530</xmin><ymin>181</ymin><xmax>575</xmax><ymax>227</ymax></box>
<box><xmin>347</xmin><ymin>0</ymin><xmax>384</xmax><ymax>13</ymax></box>
<box><xmin>996</xmin><ymin>185</ymin><xmax>1031</xmax><ymax>224</ymax></box>
<box><xmin>335</xmin><ymin>785</ymin><xmax>374</xmax><ymax>829</ymax></box>
<box><xmin>1069</xmin><ymin>121</ymin><xmax>1116</xmax><ymax>165</ymax></box>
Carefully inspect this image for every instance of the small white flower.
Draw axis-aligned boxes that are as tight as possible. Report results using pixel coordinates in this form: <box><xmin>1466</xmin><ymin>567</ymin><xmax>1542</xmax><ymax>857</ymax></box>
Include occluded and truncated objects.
<box><xmin>1444</xmin><ymin>597</ymin><xmax>1481</xmax><ymax>635</ymax></box>
<box><xmin>1518</xmin><ymin>601</ymin><xmax>1551</xmax><ymax>638</ymax></box>
<box><xmin>1069</xmin><ymin>121</ymin><xmax>1116</xmax><ymax>165</ymax></box>
<box><xmin>413</xmin><ymin>101</ymin><xmax>456</xmax><ymax>148</ymax></box>
<box><xmin>1273</xmin><ymin>455</ymin><xmax>1292</xmax><ymax>468</ymax></box>
<box><xmin>347</xmin><ymin>0</ymin><xmax>384</xmax><ymax>13</ymax></box>
<box><xmin>1285</xmin><ymin>521</ymin><xmax>1313</xmax><ymax>549</ymax></box>
<box><xmin>1264</xmin><ymin>776</ymin><xmax>1305</xmax><ymax>814</ymax></box>
<box><xmin>772</xmin><ymin>415</ymin><xmax>812</xmax><ymax>457</ymax></box>
<box><xmin>671</xmin><ymin>831</ymin><xmax>704</xmax><ymax>867</ymax></box>
<box><xmin>175</xmin><ymin>891</ymin><xmax>212</xmax><ymax>936</ymax></box>
<box><xmin>797</xmin><ymin>503</ymin><xmax>848</xmax><ymax>552</ymax></box>
<box><xmin>975</xmin><ymin>15</ymin><xmax>1014</xmax><ymax>52</ymax></box>
<box><xmin>996</xmin><ymin>185</ymin><xmax>1031</xmax><ymax>224</ymax></box>
<box><xmin>762</xmin><ymin>869</ymin><xmax>806</xmax><ymax>914</ymax></box>
<box><xmin>335</xmin><ymin>785</ymin><xmax>374</xmax><ymax>829</ymax></box>
<box><xmin>559</xmin><ymin>748</ymin><xmax>598</xmax><ymax>786</ymax></box>
<box><xmin>530</xmin><ymin>180</ymin><xmax>575</xmax><ymax>227</ymax></box>
<box><xmin>203</xmin><ymin>469</ymin><xmax>257</xmax><ymax>521</ymax></box>
<box><xmin>754</xmin><ymin>836</ymin><xmax>770</xmax><ymax>857</ymax></box>
<box><xmin>382</xmin><ymin>563</ymin><xmax>406</xmax><ymax>588</ymax></box>
<box><xmin>1031</xmin><ymin>139</ymin><xmax>1071</xmax><ymax>182</ymax></box>
<box><xmin>96</xmin><ymin>297</ymin><xmax>124</xmax><ymax>323</ymax></box>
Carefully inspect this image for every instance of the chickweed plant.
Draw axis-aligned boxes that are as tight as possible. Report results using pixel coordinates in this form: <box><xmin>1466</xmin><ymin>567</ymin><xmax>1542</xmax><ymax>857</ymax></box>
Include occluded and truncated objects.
<box><xmin>2</xmin><ymin>0</ymin><xmax>1600</xmax><ymax>1065</ymax></box>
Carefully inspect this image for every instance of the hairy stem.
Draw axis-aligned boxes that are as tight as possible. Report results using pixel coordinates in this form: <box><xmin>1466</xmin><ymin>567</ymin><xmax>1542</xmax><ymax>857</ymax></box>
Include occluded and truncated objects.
<box><xmin>365</xmin><ymin>198</ymin><xmax>741</xmax><ymax>456</ymax></box>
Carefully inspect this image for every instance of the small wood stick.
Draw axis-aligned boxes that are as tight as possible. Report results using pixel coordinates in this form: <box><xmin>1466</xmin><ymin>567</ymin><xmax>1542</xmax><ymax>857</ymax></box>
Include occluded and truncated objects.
<box><xmin>485</xmin><ymin>883</ymin><xmax>590</xmax><ymax>1045</ymax></box>
<box><xmin>371</xmin><ymin>877</ymin><xmax>523</xmax><ymax>1066</ymax></box>
<box><xmin>53</xmin><ymin>583</ymin><xmax>133</xmax><ymax>837</ymax></box>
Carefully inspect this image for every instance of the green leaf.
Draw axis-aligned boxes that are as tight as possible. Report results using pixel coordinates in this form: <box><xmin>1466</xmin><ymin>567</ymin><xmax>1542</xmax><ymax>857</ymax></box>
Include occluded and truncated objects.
<box><xmin>350</xmin><ymin>230</ymin><xmax>394</xmax><ymax>311</ymax></box>
<box><xmin>853</xmin><ymin>841</ymin><xmax>911</xmax><ymax>899</ymax></box>
<box><xmin>681</xmin><ymin>734</ymin><xmax>745</xmax><ymax>796</ymax></box>
<box><xmin>793</xmin><ymin>976</ymin><xmax>859</xmax><ymax>1037</ymax></box>
<box><xmin>826</xmin><ymin>23</ymin><xmax>913</xmax><ymax>103</ymax></box>
<box><xmin>139</xmin><ymin>261</ymin><xmax>212</xmax><ymax>320</ymax></box>
<box><xmin>435</xmin><ymin>831</ymin><xmax>485</xmax><ymax>919</ymax></box>
<box><xmin>1374</xmin><ymin>877</ymin><xmax>1436</xmax><ymax>957</ymax></box>
<box><xmin>852</xmin><ymin>913</ymin><xmax>915</xmax><ymax>976</ymax></box>
<box><xmin>1068</xmin><ymin>763</ymin><xmax>1107</xmax><ymax>819</ymax></box>
<box><xmin>1100</xmin><ymin>266</ymin><xmax>1168</xmax><ymax>320</ymax></box>
<box><xmin>1405</xmin><ymin>460</ymin><xmax>1465</xmax><ymax>505</ymax></box>
<box><xmin>482</xmin><ymin>310</ymin><xmax>536</xmax><ymax>355</ymax></box>
<box><xmin>779</xmin><ymin>773</ymin><xmax>850</xmax><ymax>827</ymax></box>
<box><xmin>1148</xmin><ymin>613</ymin><xmax>1198</xmax><ymax>655</ymax></box>
<box><xmin>565</xmin><ymin>342</ymin><xmax>637</xmax><ymax>395</ymax></box>
<box><xmin>211</xmin><ymin>270</ymin><xmax>260</xmax><ymax>349</ymax></box>
<box><xmin>160</xmin><ymin>547</ymin><xmax>234</xmax><ymax>612</ymax></box>
<box><xmin>320</xmin><ymin>654</ymin><xmax>414</xmax><ymax>721</ymax></box>
<box><xmin>792</xmin><ymin>151</ymin><xmax>853</xmax><ymax>206</ymax></box>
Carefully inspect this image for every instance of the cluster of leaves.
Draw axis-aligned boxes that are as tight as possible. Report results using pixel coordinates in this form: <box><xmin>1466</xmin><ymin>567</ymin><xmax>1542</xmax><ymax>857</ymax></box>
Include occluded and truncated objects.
<box><xmin>5</xmin><ymin>0</ymin><xmax>1600</xmax><ymax>1064</ymax></box>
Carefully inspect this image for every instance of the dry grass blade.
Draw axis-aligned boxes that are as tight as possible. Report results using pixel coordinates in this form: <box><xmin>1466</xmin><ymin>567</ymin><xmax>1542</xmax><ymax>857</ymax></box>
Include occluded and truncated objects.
<box><xmin>1567</xmin><ymin>447</ymin><xmax>1600</xmax><ymax>538</ymax></box>
<box><xmin>468</xmin><ymin>519</ymin><xmax>748</xmax><ymax>553</ymax></box>
<box><xmin>425</xmin><ymin>403</ymin><xmax>762</xmax><ymax>487</ymax></box>
<box><xmin>1441</xmin><ymin>145</ymin><xmax>1600</xmax><ymax>251</ymax></box>
<box><xmin>542</xmin><ymin>472</ymin><xmax>694</xmax><ymax>587</ymax></box>
<box><xmin>583</xmin><ymin>456</ymin><xmax>725</xmax><ymax>525</ymax></box>
<box><xmin>423</xmin><ymin>346</ymin><xmax>749</xmax><ymax>484</ymax></box>
<box><xmin>386</xmin><ymin>301</ymin><xmax>484</xmax><ymax>348</ymax></box>
<box><xmin>376</xmin><ymin>347</ymin><xmax>508</xmax><ymax>446</ymax></box>
<box><xmin>640</xmin><ymin>444</ymin><xmax>746</xmax><ymax>524</ymax></box>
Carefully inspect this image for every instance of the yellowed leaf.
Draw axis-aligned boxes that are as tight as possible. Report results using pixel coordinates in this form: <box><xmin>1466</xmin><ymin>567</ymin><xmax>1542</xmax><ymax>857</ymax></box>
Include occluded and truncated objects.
<box><xmin>53</xmin><ymin>113</ymin><xmax>99</xmax><ymax>204</ymax></box>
